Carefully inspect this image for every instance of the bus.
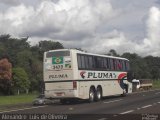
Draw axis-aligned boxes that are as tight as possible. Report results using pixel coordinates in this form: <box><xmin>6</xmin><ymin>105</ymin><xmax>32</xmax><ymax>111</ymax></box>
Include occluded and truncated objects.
<box><xmin>43</xmin><ymin>49</ymin><xmax>132</xmax><ymax>103</ymax></box>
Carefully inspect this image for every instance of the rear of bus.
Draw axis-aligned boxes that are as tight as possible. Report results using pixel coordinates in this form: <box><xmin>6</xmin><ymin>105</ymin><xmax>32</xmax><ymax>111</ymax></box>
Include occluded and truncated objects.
<box><xmin>43</xmin><ymin>49</ymin><xmax>78</xmax><ymax>100</ymax></box>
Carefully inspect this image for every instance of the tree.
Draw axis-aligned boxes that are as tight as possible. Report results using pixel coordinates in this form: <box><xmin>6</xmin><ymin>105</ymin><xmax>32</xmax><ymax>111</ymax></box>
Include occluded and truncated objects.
<box><xmin>122</xmin><ymin>53</ymin><xmax>151</xmax><ymax>79</ymax></box>
<box><xmin>12</xmin><ymin>67</ymin><xmax>30</xmax><ymax>95</ymax></box>
<box><xmin>38</xmin><ymin>40</ymin><xmax>64</xmax><ymax>60</ymax></box>
<box><xmin>39</xmin><ymin>40</ymin><xmax>64</xmax><ymax>52</ymax></box>
<box><xmin>107</xmin><ymin>49</ymin><xmax>120</xmax><ymax>57</ymax></box>
<box><xmin>0</xmin><ymin>58</ymin><xmax>12</xmax><ymax>95</ymax></box>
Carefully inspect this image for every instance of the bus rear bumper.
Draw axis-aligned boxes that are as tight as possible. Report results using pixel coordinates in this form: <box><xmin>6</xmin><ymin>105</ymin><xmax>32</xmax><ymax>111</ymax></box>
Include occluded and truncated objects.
<box><xmin>44</xmin><ymin>89</ymin><xmax>78</xmax><ymax>99</ymax></box>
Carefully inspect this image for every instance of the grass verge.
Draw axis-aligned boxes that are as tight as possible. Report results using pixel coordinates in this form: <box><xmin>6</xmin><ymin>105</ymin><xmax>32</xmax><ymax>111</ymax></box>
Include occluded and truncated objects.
<box><xmin>153</xmin><ymin>80</ymin><xmax>160</xmax><ymax>89</ymax></box>
<box><xmin>0</xmin><ymin>93</ymin><xmax>38</xmax><ymax>106</ymax></box>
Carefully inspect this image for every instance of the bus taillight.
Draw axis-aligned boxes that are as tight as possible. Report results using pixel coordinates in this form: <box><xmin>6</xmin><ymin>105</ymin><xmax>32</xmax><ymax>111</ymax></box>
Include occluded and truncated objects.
<box><xmin>73</xmin><ymin>81</ymin><xmax>77</xmax><ymax>90</ymax></box>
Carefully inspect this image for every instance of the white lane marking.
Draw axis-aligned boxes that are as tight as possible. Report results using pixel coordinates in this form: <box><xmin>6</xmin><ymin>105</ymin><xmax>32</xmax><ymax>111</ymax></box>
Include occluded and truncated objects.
<box><xmin>155</xmin><ymin>92</ymin><xmax>160</xmax><ymax>94</ymax></box>
<box><xmin>137</xmin><ymin>108</ymin><xmax>141</xmax><ymax>110</ymax></box>
<box><xmin>98</xmin><ymin>118</ymin><xmax>107</xmax><ymax>120</ymax></box>
<box><xmin>153</xmin><ymin>103</ymin><xmax>157</xmax><ymax>105</ymax></box>
<box><xmin>69</xmin><ymin>107</ymin><xmax>74</xmax><ymax>110</ymax></box>
<box><xmin>141</xmin><ymin>105</ymin><xmax>152</xmax><ymax>109</ymax></box>
<box><xmin>0</xmin><ymin>105</ymin><xmax>48</xmax><ymax>113</ymax></box>
<box><xmin>103</xmin><ymin>99</ymin><xmax>123</xmax><ymax>104</ymax></box>
<box><xmin>157</xmin><ymin>102</ymin><xmax>160</xmax><ymax>104</ymax></box>
<box><xmin>120</xmin><ymin>110</ymin><xmax>134</xmax><ymax>114</ymax></box>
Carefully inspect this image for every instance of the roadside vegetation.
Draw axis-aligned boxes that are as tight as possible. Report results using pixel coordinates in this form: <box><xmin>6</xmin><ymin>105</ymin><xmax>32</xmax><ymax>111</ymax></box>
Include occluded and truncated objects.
<box><xmin>153</xmin><ymin>80</ymin><xmax>160</xmax><ymax>89</ymax></box>
<box><xmin>0</xmin><ymin>93</ymin><xmax>38</xmax><ymax>106</ymax></box>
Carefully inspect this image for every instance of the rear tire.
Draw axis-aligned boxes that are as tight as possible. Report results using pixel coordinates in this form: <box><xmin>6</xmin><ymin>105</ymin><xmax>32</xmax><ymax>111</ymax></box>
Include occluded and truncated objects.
<box><xmin>95</xmin><ymin>87</ymin><xmax>102</xmax><ymax>101</ymax></box>
<box><xmin>60</xmin><ymin>99</ymin><xmax>68</xmax><ymax>104</ymax></box>
<box><xmin>89</xmin><ymin>88</ymin><xmax>95</xmax><ymax>103</ymax></box>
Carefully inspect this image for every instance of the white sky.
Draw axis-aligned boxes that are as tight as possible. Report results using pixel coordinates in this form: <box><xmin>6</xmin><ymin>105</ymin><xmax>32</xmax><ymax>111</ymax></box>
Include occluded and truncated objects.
<box><xmin>0</xmin><ymin>0</ymin><xmax>160</xmax><ymax>56</ymax></box>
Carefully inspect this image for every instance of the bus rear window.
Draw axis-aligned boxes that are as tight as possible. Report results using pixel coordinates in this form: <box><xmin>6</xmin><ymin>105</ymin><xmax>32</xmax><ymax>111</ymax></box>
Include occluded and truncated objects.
<box><xmin>46</xmin><ymin>51</ymin><xmax>70</xmax><ymax>58</ymax></box>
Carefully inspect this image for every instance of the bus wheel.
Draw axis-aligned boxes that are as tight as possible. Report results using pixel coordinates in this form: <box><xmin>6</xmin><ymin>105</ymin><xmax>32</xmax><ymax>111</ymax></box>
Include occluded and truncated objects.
<box><xmin>95</xmin><ymin>87</ymin><xmax>102</xmax><ymax>101</ymax></box>
<box><xmin>60</xmin><ymin>99</ymin><xmax>68</xmax><ymax>104</ymax></box>
<box><xmin>89</xmin><ymin>88</ymin><xmax>95</xmax><ymax>102</ymax></box>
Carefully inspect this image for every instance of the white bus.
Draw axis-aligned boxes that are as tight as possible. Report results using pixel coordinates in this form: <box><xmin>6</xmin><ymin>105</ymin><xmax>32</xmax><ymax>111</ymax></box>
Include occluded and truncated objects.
<box><xmin>43</xmin><ymin>49</ymin><xmax>132</xmax><ymax>103</ymax></box>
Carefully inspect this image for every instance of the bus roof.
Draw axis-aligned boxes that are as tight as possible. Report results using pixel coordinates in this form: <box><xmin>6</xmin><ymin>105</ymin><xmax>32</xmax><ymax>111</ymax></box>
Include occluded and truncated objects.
<box><xmin>46</xmin><ymin>49</ymin><xmax>129</xmax><ymax>61</ymax></box>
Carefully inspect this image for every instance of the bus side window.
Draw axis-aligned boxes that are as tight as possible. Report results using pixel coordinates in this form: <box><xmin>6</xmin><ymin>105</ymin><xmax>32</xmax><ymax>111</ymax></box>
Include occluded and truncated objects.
<box><xmin>103</xmin><ymin>58</ymin><xmax>107</xmax><ymax>69</ymax></box>
<box><xmin>110</xmin><ymin>58</ymin><xmax>114</xmax><ymax>70</ymax></box>
<box><xmin>85</xmin><ymin>56</ymin><xmax>89</xmax><ymax>69</ymax></box>
<box><xmin>113</xmin><ymin>59</ymin><xmax>116</xmax><ymax>70</ymax></box>
<box><xmin>108</xmin><ymin>58</ymin><xmax>111</xmax><ymax>70</ymax></box>
<box><xmin>97</xmin><ymin>57</ymin><xmax>103</xmax><ymax>69</ymax></box>
<box><xmin>77</xmin><ymin>55</ymin><xmax>82</xmax><ymax>69</ymax></box>
<box><xmin>88</xmin><ymin>56</ymin><xmax>93</xmax><ymax>70</ymax></box>
<box><xmin>122</xmin><ymin>60</ymin><xmax>126</xmax><ymax>71</ymax></box>
<box><xmin>126</xmin><ymin>61</ymin><xmax>130</xmax><ymax>71</ymax></box>
<box><xmin>81</xmin><ymin>55</ymin><xmax>85</xmax><ymax>69</ymax></box>
<box><xmin>94</xmin><ymin>56</ymin><xmax>98</xmax><ymax>69</ymax></box>
<box><xmin>122</xmin><ymin>60</ymin><xmax>129</xmax><ymax>71</ymax></box>
<box><xmin>117</xmin><ymin>60</ymin><xmax>122</xmax><ymax>71</ymax></box>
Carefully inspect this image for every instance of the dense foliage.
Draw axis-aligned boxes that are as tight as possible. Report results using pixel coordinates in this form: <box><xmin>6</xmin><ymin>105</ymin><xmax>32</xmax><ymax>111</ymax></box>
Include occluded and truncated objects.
<box><xmin>0</xmin><ymin>35</ymin><xmax>63</xmax><ymax>95</ymax></box>
<box><xmin>0</xmin><ymin>58</ymin><xmax>12</xmax><ymax>95</ymax></box>
<box><xmin>0</xmin><ymin>35</ymin><xmax>159</xmax><ymax>95</ymax></box>
<box><xmin>109</xmin><ymin>49</ymin><xmax>160</xmax><ymax>79</ymax></box>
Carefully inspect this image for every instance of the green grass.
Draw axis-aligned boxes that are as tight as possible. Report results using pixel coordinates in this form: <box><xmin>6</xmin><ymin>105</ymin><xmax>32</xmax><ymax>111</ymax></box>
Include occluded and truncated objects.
<box><xmin>0</xmin><ymin>93</ymin><xmax>38</xmax><ymax>106</ymax></box>
<box><xmin>153</xmin><ymin>80</ymin><xmax>160</xmax><ymax>89</ymax></box>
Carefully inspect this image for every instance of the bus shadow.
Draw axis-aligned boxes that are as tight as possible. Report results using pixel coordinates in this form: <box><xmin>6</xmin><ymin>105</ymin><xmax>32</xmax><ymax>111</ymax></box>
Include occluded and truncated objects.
<box><xmin>50</xmin><ymin>95</ymin><xmax>124</xmax><ymax>106</ymax></box>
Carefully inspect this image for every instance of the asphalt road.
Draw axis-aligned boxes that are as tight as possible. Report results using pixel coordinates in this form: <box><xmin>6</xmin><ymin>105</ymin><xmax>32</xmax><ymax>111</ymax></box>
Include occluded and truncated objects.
<box><xmin>1</xmin><ymin>89</ymin><xmax>160</xmax><ymax>120</ymax></box>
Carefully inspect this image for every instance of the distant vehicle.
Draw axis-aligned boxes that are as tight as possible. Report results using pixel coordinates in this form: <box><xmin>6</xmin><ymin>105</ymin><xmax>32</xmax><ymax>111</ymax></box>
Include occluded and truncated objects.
<box><xmin>32</xmin><ymin>94</ymin><xmax>52</xmax><ymax>105</ymax></box>
<box><xmin>43</xmin><ymin>49</ymin><xmax>132</xmax><ymax>104</ymax></box>
<box><xmin>132</xmin><ymin>79</ymin><xmax>153</xmax><ymax>91</ymax></box>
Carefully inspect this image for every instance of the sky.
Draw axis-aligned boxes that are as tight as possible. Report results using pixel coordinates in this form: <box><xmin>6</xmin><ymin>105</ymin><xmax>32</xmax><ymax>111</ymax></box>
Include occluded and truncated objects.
<box><xmin>0</xmin><ymin>0</ymin><xmax>160</xmax><ymax>56</ymax></box>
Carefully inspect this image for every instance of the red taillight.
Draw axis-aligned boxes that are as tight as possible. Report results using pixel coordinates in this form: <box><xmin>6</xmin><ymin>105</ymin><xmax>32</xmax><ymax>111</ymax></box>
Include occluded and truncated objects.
<box><xmin>73</xmin><ymin>81</ymin><xmax>77</xmax><ymax>90</ymax></box>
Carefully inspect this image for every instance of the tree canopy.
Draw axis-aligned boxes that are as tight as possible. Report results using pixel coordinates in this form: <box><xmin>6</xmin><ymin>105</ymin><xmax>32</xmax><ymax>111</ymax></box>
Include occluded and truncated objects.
<box><xmin>0</xmin><ymin>34</ymin><xmax>64</xmax><ymax>95</ymax></box>
<box><xmin>0</xmin><ymin>34</ymin><xmax>159</xmax><ymax>95</ymax></box>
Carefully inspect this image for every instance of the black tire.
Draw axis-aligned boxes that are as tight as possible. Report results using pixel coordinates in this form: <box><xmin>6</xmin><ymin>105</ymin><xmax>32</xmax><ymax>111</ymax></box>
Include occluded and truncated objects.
<box><xmin>60</xmin><ymin>99</ymin><xmax>68</xmax><ymax>104</ymax></box>
<box><xmin>95</xmin><ymin>87</ymin><xmax>102</xmax><ymax>101</ymax></box>
<box><xmin>89</xmin><ymin>88</ymin><xmax>95</xmax><ymax>103</ymax></box>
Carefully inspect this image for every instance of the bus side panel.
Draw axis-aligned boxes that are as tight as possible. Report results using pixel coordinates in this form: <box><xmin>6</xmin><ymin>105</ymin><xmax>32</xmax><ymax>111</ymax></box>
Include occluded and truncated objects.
<box><xmin>78</xmin><ymin>81</ymin><xmax>89</xmax><ymax>99</ymax></box>
<box><xmin>78</xmin><ymin>80</ymin><xmax>124</xmax><ymax>99</ymax></box>
<box><xmin>100</xmin><ymin>80</ymin><xmax>123</xmax><ymax>96</ymax></box>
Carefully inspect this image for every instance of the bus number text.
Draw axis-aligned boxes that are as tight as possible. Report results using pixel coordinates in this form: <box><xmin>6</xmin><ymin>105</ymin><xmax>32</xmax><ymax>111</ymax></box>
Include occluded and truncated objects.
<box><xmin>52</xmin><ymin>65</ymin><xmax>63</xmax><ymax>70</ymax></box>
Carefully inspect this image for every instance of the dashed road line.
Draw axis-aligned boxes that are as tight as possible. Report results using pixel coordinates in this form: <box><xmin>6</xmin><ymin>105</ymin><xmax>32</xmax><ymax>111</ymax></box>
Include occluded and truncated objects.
<box><xmin>120</xmin><ymin>110</ymin><xmax>134</xmax><ymax>114</ymax></box>
<box><xmin>0</xmin><ymin>105</ymin><xmax>48</xmax><ymax>113</ymax></box>
<box><xmin>103</xmin><ymin>99</ymin><xmax>123</xmax><ymax>104</ymax></box>
<box><xmin>98</xmin><ymin>118</ymin><xmax>107</xmax><ymax>120</ymax></box>
<box><xmin>113</xmin><ymin>114</ymin><xmax>118</xmax><ymax>117</ymax></box>
<box><xmin>137</xmin><ymin>108</ymin><xmax>141</xmax><ymax>110</ymax></box>
<box><xmin>153</xmin><ymin>103</ymin><xmax>157</xmax><ymax>105</ymax></box>
<box><xmin>157</xmin><ymin>102</ymin><xmax>160</xmax><ymax>104</ymax></box>
<box><xmin>155</xmin><ymin>92</ymin><xmax>160</xmax><ymax>94</ymax></box>
<box><xmin>141</xmin><ymin>105</ymin><xmax>152</xmax><ymax>109</ymax></box>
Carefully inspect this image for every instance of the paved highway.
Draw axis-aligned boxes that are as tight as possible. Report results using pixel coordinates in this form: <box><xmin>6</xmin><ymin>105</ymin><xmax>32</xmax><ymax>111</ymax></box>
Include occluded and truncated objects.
<box><xmin>1</xmin><ymin>89</ymin><xmax>160</xmax><ymax>120</ymax></box>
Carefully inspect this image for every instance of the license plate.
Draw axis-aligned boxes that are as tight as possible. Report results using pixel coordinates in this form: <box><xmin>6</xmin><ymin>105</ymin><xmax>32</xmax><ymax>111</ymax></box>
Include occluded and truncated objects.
<box><xmin>56</xmin><ymin>92</ymin><xmax>64</xmax><ymax>96</ymax></box>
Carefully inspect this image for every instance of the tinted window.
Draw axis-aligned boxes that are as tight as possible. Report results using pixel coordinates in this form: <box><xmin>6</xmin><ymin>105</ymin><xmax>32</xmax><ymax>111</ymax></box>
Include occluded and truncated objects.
<box><xmin>81</xmin><ymin>55</ymin><xmax>85</xmax><ymax>69</ymax></box>
<box><xmin>77</xmin><ymin>55</ymin><xmax>82</xmax><ymax>68</ymax></box>
<box><xmin>46</xmin><ymin>51</ymin><xmax>70</xmax><ymax>58</ymax></box>
<box><xmin>88</xmin><ymin>56</ymin><xmax>93</xmax><ymax>69</ymax></box>
<box><xmin>77</xmin><ymin>53</ymin><xmax>129</xmax><ymax>71</ymax></box>
<box><xmin>85</xmin><ymin>56</ymin><xmax>89</xmax><ymax>69</ymax></box>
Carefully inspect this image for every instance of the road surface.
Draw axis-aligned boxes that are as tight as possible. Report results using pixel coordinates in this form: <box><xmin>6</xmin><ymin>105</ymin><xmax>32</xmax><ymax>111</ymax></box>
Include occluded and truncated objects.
<box><xmin>1</xmin><ymin>89</ymin><xmax>160</xmax><ymax>120</ymax></box>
